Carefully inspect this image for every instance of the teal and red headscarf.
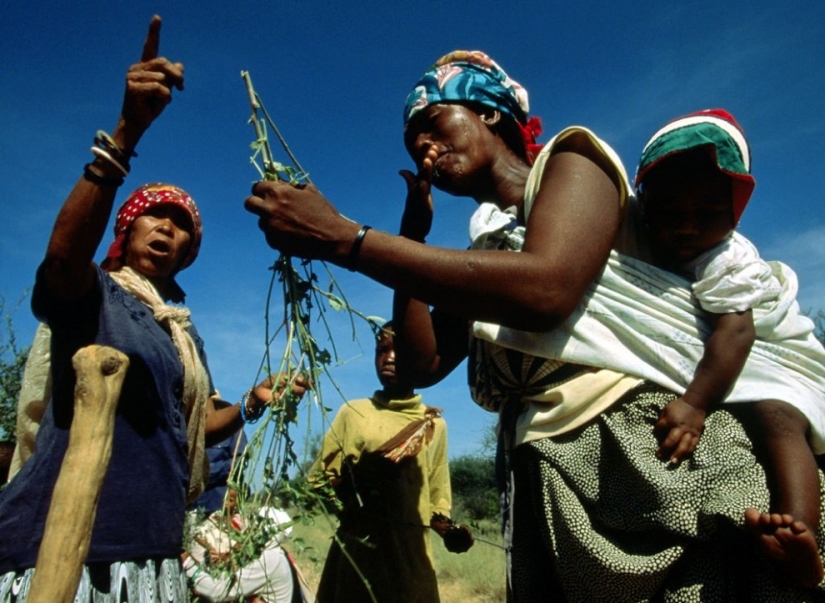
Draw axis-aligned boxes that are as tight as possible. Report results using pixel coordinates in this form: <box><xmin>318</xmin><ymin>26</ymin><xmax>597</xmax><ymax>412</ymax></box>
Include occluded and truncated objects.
<box><xmin>102</xmin><ymin>183</ymin><xmax>203</xmax><ymax>272</ymax></box>
<box><xmin>635</xmin><ymin>109</ymin><xmax>755</xmax><ymax>226</ymax></box>
<box><xmin>403</xmin><ymin>50</ymin><xmax>542</xmax><ymax>162</ymax></box>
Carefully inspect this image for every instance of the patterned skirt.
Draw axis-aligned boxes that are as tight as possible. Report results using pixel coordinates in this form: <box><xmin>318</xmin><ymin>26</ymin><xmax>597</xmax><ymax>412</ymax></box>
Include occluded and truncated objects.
<box><xmin>0</xmin><ymin>558</ymin><xmax>187</xmax><ymax>603</ymax></box>
<box><xmin>506</xmin><ymin>382</ymin><xmax>825</xmax><ymax>603</ymax></box>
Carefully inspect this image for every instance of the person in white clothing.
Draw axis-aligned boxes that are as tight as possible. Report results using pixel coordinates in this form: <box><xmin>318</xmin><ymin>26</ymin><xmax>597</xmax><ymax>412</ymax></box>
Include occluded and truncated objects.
<box><xmin>183</xmin><ymin>502</ymin><xmax>310</xmax><ymax>603</ymax></box>
<box><xmin>184</xmin><ymin>543</ymin><xmax>293</xmax><ymax>603</ymax></box>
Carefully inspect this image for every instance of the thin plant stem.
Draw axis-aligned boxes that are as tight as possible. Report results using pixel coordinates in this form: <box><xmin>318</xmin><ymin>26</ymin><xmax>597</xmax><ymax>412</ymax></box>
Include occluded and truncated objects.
<box><xmin>203</xmin><ymin>70</ymin><xmax>383</xmax><ymax>602</ymax></box>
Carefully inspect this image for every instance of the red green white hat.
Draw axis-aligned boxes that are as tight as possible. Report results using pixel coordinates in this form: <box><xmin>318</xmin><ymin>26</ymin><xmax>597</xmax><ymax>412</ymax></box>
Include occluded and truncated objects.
<box><xmin>635</xmin><ymin>109</ymin><xmax>756</xmax><ymax>225</ymax></box>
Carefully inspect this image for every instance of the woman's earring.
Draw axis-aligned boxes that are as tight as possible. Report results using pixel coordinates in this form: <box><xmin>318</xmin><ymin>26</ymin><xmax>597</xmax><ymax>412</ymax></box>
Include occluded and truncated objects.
<box><xmin>481</xmin><ymin>110</ymin><xmax>501</xmax><ymax>126</ymax></box>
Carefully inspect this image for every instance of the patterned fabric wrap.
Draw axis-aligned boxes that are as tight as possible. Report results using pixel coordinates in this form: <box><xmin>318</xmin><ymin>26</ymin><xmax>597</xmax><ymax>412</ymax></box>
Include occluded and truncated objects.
<box><xmin>0</xmin><ymin>558</ymin><xmax>187</xmax><ymax>603</ymax></box>
<box><xmin>635</xmin><ymin>109</ymin><xmax>756</xmax><ymax>226</ymax></box>
<box><xmin>103</xmin><ymin>183</ymin><xmax>203</xmax><ymax>271</ymax></box>
<box><xmin>377</xmin><ymin>406</ymin><xmax>444</xmax><ymax>463</ymax></box>
<box><xmin>403</xmin><ymin>50</ymin><xmax>530</xmax><ymax>126</ymax></box>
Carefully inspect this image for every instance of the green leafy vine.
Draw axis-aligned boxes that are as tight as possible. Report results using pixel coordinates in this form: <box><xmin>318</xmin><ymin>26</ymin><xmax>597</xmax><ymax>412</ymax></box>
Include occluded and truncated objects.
<box><xmin>186</xmin><ymin>73</ymin><xmax>381</xmax><ymax>601</ymax></box>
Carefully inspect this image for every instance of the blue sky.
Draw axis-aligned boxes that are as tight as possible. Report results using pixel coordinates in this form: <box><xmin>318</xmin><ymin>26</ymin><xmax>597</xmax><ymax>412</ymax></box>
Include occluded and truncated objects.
<box><xmin>1</xmin><ymin>0</ymin><xmax>824</xmax><ymax>460</ymax></box>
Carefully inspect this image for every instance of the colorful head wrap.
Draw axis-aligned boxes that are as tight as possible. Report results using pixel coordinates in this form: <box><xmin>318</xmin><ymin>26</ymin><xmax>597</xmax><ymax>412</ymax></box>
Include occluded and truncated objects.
<box><xmin>404</xmin><ymin>50</ymin><xmax>530</xmax><ymax>125</ymax></box>
<box><xmin>403</xmin><ymin>51</ymin><xmax>542</xmax><ymax>161</ymax></box>
<box><xmin>103</xmin><ymin>183</ymin><xmax>203</xmax><ymax>272</ymax></box>
<box><xmin>635</xmin><ymin>109</ymin><xmax>755</xmax><ymax>226</ymax></box>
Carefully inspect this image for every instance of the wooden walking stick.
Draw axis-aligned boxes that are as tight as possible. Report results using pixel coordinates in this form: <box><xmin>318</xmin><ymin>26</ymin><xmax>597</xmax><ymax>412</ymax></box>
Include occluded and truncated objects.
<box><xmin>27</xmin><ymin>345</ymin><xmax>129</xmax><ymax>603</ymax></box>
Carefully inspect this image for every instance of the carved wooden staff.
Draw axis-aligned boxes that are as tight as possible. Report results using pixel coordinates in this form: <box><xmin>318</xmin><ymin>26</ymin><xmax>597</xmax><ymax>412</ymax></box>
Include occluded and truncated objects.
<box><xmin>27</xmin><ymin>345</ymin><xmax>129</xmax><ymax>603</ymax></box>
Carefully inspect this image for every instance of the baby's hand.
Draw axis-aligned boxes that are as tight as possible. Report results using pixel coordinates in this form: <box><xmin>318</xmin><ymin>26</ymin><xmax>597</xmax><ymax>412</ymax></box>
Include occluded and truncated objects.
<box><xmin>654</xmin><ymin>397</ymin><xmax>706</xmax><ymax>464</ymax></box>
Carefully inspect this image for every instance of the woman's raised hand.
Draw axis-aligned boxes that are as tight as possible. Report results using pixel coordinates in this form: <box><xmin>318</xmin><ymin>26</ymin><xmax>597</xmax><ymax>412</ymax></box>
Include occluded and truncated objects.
<box><xmin>398</xmin><ymin>145</ymin><xmax>437</xmax><ymax>242</ymax></box>
<box><xmin>119</xmin><ymin>15</ymin><xmax>185</xmax><ymax>138</ymax></box>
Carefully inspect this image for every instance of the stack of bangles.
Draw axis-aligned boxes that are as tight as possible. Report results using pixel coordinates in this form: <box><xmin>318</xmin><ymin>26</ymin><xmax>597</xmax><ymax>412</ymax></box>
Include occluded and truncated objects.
<box><xmin>83</xmin><ymin>130</ymin><xmax>137</xmax><ymax>188</ymax></box>
<box><xmin>239</xmin><ymin>389</ymin><xmax>266</xmax><ymax>423</ymax></box>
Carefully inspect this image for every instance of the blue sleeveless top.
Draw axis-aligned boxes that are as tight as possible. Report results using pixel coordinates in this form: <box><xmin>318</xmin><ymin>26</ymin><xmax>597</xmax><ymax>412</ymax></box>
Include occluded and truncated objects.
<box><xmin>0</xmin><ymin>266</ymin><xmax>212</xmax><ymax>571</ymax></box>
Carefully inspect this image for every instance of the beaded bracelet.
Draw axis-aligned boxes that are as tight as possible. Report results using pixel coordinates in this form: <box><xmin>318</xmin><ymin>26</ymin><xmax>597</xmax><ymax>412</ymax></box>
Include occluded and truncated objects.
<box><xmin>347</xmin><ymin>225</ymin><xmax>372</xmax><ymax>272</ymax></box>
<box><xmin>239</xmin><ymin>389</ymin><xmax>265</xmax><ymax>424</ymax></box>
<box><xmin>83</xmin><ymin>163</ymin><xmax>124</xmax><ymax>187</ymax></box>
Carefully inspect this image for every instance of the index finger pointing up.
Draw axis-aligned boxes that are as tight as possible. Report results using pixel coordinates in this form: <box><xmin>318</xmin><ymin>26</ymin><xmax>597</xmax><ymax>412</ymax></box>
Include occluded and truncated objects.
<box><xmin>140</xmin><ymin>15</ymin><xmax>162</xmax><ymax>62</ymax></box>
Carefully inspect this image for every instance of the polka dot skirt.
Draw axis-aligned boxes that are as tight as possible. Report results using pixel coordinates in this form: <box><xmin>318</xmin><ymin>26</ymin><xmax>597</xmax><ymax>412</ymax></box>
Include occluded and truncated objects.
<box><xmin>506</xmin><ymin>382</ymin><xmax>825</xmax><ymax>602</ymax></box>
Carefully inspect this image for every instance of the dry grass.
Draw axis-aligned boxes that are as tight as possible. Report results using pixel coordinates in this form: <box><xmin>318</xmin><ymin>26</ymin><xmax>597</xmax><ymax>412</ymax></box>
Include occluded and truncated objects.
<box><xmin>287</xmin><ymin>513</ymin><xmax>506</xmax><ymax>603</ymax></box>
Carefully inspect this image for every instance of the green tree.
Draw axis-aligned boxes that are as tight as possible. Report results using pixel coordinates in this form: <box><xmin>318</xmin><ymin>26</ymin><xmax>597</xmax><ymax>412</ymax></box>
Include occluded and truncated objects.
<box><xmin>449</xmin><ymin>453</ymin><xmax>498</xmax><ymax>521</ymax></box>
<box><xmin>448</xmin><ymin>419</ymin><xmax>500</xmax><ymax>522</ymax></box>
<box><xmin>0</xmin><ymin>296</ymin><xmax>29</xmax><ymax>443</ymax></box>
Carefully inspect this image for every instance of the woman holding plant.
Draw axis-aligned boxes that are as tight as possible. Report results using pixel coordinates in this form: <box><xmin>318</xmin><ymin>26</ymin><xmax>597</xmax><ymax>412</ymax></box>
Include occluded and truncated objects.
<box><xmin>246</xmin><ymin>52</ymin><xmax>823</xmax><ymax>601</ymax></box>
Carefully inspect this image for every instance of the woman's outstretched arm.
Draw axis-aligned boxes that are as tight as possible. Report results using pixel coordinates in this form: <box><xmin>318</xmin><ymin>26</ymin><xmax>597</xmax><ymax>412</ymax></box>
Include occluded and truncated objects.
<box><xmin>246</xmin><ymin>150</ymin><xmax>621</xmax><ymax>332</ymax></box>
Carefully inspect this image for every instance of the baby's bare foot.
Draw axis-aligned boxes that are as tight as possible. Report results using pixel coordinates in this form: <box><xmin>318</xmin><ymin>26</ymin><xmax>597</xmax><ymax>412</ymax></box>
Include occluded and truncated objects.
<box><xmin>744</xmin><ymin>508</ymin><xmax>824</xmax><ymax>588</ymax></box>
